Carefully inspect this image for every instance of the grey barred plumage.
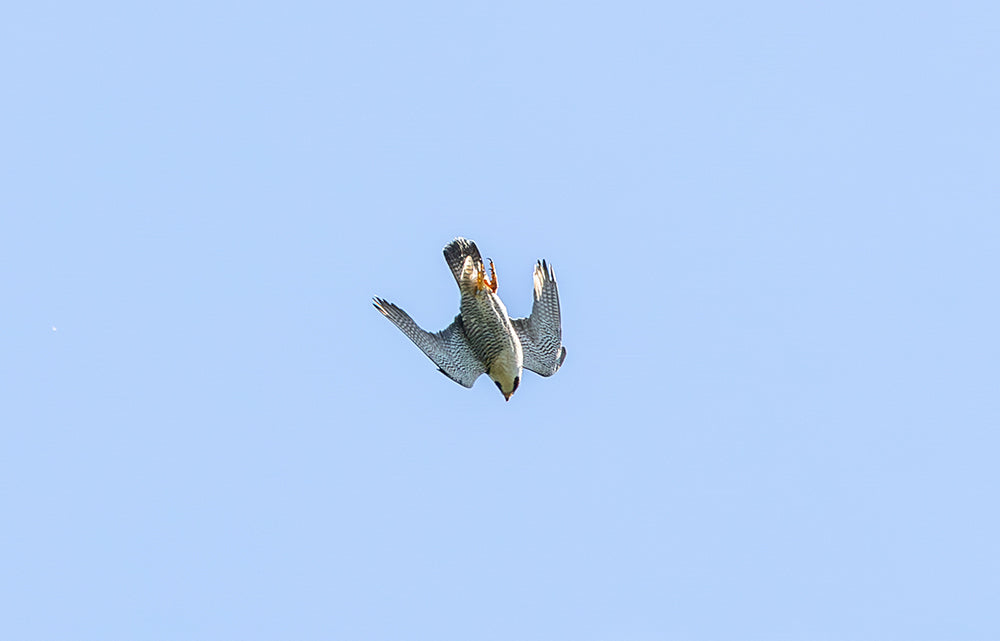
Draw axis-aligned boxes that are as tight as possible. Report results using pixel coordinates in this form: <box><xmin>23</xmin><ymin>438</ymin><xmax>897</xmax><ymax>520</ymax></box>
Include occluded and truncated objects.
<box><xmin>373</xmin><ymin>237</ymin><xmax>566</xmax><ymax>401</ymax></box>
<box><xmin>511</xmin><ymin>259</ymin><xmax>567</xmax><ymax>376</ymax></box>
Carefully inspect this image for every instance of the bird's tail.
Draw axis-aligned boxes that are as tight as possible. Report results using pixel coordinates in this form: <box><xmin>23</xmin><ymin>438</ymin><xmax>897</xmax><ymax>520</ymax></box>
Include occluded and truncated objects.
<box><xmin>443</xmin><ymin>237</ymin><xmax>482</xmax><ymax>285</ymax></box>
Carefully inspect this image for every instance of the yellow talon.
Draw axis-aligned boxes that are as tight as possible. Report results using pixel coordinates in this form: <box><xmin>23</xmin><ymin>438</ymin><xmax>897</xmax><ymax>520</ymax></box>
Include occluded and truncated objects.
<box><xmin>487</xmin><ymin>258</ymin><xmax>498</xmax><ymax>293</ymax></box>
<box><xmin>474</xmin><ymin>259</ymin><xmax>499</xmax><ymax>293</ymax></box>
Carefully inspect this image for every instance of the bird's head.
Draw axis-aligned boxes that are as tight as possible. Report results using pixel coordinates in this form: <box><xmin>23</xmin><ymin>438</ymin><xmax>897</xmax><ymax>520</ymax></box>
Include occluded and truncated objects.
<box><xmin>488</xmin><ymin>347</ymin><xmax>523</xmax><ymax>402</ymax></box>
<box><xmin>493</xmin><ymin>374</ymin><xmax>520</xmax><ymax>402</ymax></box>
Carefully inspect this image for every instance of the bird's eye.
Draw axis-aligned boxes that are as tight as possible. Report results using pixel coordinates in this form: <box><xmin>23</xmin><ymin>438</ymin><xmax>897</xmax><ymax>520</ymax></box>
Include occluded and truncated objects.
<box><xmin>495</xmin><ymin>381</ymin><xmax>503</xmax><ymax>391</ymax></box>
<box><xmin>512</xmin><ymin>376</ymin><xmax>520</xmax><ymax>393</ymax></box>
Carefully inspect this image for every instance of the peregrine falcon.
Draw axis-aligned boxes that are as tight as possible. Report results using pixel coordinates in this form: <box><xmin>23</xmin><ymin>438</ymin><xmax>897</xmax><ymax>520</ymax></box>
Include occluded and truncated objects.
<box><xmin>373</xmin><ymin>237</ymin><xmax>566</xmax><ymax>401</ymax></box>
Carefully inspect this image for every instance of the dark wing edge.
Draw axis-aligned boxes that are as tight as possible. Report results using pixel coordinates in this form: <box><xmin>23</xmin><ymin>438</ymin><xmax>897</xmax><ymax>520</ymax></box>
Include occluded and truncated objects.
<box><xmin>511</xmin><ymin>259</ymin><xmax>566</xmax><ymax>377</ymax></box>
<box><xmin>373</xmin><ymin>298</ymin><xmax>484</xmax><ymax>387</ymax></box>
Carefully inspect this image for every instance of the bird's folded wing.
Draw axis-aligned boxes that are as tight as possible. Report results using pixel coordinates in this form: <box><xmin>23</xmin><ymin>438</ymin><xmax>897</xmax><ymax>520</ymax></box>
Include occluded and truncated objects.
<box><xmin>511</xmin><ymin>260</ymin><xmax>566</xmax><ymax>377</ymax></box>
<box><xmin>373</xmin><ymin>298</ymin><xmax>485</xmax><ymax>387</ymax></box>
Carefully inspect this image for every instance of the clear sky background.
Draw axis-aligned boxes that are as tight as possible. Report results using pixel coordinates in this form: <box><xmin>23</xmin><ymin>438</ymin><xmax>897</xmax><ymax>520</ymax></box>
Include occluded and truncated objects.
<box><xmin>2</xmin><ymin>1</ymin><xmax>998</xmax><ymax>639</ymax></box>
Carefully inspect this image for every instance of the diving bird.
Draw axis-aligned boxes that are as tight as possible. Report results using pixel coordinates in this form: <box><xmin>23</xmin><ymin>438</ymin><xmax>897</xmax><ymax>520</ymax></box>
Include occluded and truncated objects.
<box><xmin>373</xmin><ymin>237</ymin><xmax>566</xmax><ymax>401</ymax></box>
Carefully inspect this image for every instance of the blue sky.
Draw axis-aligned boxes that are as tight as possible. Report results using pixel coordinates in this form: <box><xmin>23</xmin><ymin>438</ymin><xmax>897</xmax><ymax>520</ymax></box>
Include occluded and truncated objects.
<box><xmin>3</xmin><ymin>1</ymin><xmax>998</xmax><ymax>639</ymax></box>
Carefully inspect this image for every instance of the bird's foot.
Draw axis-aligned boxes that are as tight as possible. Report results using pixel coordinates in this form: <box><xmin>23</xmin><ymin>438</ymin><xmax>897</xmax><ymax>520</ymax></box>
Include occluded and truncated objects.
<box><xmin>486</xmin><ymin>258</ymin><xmax>498</xmax><ymax>292</ymax></box>
<box><xmin>475</xmin><ymin>259</ymin><xmax>498</xmax><ymax>293</ymax></box>
<box><xmin>474</xmin><ymin>259</ymin><xmax>499</xmax><ymax>293</ymax></box>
